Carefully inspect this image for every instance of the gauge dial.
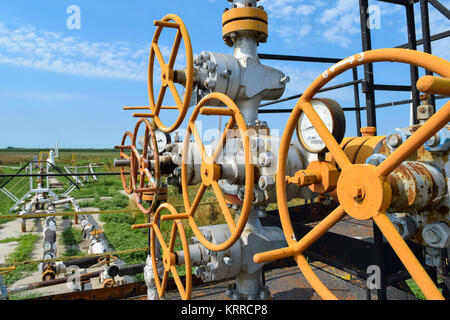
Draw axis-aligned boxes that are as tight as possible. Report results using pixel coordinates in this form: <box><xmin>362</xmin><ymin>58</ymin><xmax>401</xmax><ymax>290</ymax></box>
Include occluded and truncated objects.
<box><xmin>155</xmin><ymin>130</ymin><xmax>172</xmax><ymax>154</ymax></box>
<box><xmin>296</xmin><ymin>98</ymin><xmax>346</xmax><ymax>154</ymax></box>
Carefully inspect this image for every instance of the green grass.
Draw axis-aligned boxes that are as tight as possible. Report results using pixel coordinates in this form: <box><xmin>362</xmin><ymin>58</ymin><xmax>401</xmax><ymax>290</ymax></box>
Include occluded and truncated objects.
<box><xmin>60</xmin><ymin>226</ymin><xmax>83</xmax><ymax>246</ymax></box>
<box><xmin>8</xmin><ymin>291</ymin><xmax>43</xmax><ymax>300</ymax></box>
<box><xmin>1</xmin><ymin>234</ymin><xmax>39</xmax><ymax>287</ymax></box>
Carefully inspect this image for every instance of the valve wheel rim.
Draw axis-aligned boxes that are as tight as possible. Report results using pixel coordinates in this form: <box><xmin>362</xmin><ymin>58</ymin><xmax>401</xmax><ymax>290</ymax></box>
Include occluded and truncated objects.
<box><xmin>181</xmin><ymin>92</ymin><xmax>254</xmax><ymax>252</ymax></box>
<box><xmin>131</xmin><ymin>118</ymin><xmax>161</xmax><ymax>215</ymax></box>
<box><xmin>272</xmin><ymin>49</ymin><xmax>450</xmax><ymax>300</ymax></box>
<box><xmin>150</xmin><ymin>203</ymin><xmax>192</xmax><ymax>300</ymax></box>
<box><xmin>98</xmin><ymin>255</ymin><xmax>119</xmax><ymax>265</ymax></box>
<box><xmin>148</xmin><ymin>14</ymin><xmax>194</xmax><ymax>133</ymax></box>
<box><xmin>0</xmin><ymin>265</ymin><xmax>16</xmax><ymax>275</ymax></box>
<box><xmin>119</xmin><ymin>131</ymin><xmax>137</xmax><ymax>195</ymax></box>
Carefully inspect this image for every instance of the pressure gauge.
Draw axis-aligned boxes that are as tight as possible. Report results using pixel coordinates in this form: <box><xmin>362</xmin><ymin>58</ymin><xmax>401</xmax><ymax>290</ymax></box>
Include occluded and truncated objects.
<box><xmin>155</xmin><ymin>130</ymin><xmax>172</xmax><ymax>154</ymax></box>
<box><xmin>296</xmin><ymin>98</ymin><xmax>346</xmax><ymax>154</ymax></box>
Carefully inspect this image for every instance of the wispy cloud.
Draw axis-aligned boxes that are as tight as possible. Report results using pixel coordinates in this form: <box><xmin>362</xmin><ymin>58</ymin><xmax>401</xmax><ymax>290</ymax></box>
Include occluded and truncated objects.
<box><xmin>0</xmin><ymin>22</ymin><xmax>154</xmax><ymax>81</ymax></box>
<box><xmin>260</xmin><ymin>0</ymin><xmax>406</xmax><ymax>48</ymax></box>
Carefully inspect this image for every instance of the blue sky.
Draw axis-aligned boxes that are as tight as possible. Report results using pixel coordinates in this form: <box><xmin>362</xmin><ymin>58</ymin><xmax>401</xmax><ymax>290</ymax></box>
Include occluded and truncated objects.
<box><xmin>0</xmin><ymin>0</ymin><xmax>449</xmax><ymax>148</ymax></box>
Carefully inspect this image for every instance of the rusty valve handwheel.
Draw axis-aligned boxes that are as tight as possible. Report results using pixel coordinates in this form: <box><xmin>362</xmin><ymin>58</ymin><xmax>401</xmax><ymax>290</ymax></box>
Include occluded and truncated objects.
<box><xmin>181</xmin><ymin>92</ymin><xmax>254</xmax><ymax>252</ymax></box>
<box><xmin>98</xmin><ymin>255</ymin><xmax>119</xmax><ymax>265</ymax></box>
<box><xmin>131</xmin><ymin>118</ymin><xmax>161</xmax><ymax>215</ymax></box>
<box><xmin>146</xmin><ymin>14</ymin><xmax>194</xmax><ymax>133</ymax></box>
<box><xmin>254</xmin><ymin>48</ymin><xmax>450</xmax><ymax>300</ymax></box>
<box><xmin>148</xmin><ymin>203</ymin><xmax>192</xmax><ymax>300</ymax></box>
<box><xmin>116</xmin><ymin>131</ymin><xmax>138</xmax><ymax>194</ymax></box>
<box><xmin>0</xmin><ymin>266</ymin><xmax>16</xmax><ymax>275</ymax></box>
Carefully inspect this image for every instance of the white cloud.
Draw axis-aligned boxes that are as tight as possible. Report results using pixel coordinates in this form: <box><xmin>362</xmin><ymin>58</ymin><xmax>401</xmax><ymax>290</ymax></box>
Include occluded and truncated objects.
<box><xmin>0</xmin><ymin>22</ymin><xmax>177</xmax><ymax>81</ymax></box>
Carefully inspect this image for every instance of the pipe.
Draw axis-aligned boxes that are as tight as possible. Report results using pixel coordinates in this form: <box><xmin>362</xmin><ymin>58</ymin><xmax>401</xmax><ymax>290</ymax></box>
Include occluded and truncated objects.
<box><xmin>8</xmin><ymin>263</ymin><xmax>146</xmax><ymax>295</ymax></box>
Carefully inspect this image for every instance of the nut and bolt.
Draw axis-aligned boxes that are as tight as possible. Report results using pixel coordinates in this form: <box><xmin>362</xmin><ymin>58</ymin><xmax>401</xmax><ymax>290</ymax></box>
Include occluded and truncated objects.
<box><xmin>223</xmin><ymin>256</ymin><xmax>233</xmax><ymax>266</ymax></box>
<box><xmin>280</xmin><ymin>76</ymin><xmax>290</xmax><ymax>84</ymax></box>
<box><xmin>258</xmin><ymin>175</ymin><xmax>274</xmax><ymax>191</ymax></box>
<box><xmin>206</xmin><ymin>61</ymin><xmax>216</xmax><ymax>72</ymax></box>
<box><xmin>423</xmin><ymin>228</ymin><xmax>441</xmax><ymax>245</ymax></box>
<box><xmin>237</xmin><ymin>188</ymin><xmax>245</xmax><ymax>201</ymax></box>
<box><xmin>221</xmin><ymin>69</ymin><xmax>232</xmax><ymax>78</ymax></box>
<box><xmin>425</xmin><ymin>134</ymin><xmax>440</xmax><ymax>148</ymax></box>
<box><xmin>351</xmin><ymin>185</ymin><xmax>365</xmax><ymax>201</ymax></box>
<box><xmin>258</xmin><ymin>152</ymin><xmax>273</xmax><ymax>167</ymax></box>
<box><xmin>387</xmin><ymin>133</ymin><xmax>402</xmax><ymax>148</ymax></box>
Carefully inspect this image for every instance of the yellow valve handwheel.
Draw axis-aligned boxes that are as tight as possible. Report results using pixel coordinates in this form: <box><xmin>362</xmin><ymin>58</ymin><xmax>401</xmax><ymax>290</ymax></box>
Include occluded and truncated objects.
<box><xmin>147</xmin><ymin>14</ymin><xmax>194</xmax><ymax>133</ymax></box>
<box><xmin>253</xmin><ymin>48</ymin><xmax>450</xmax><ymax>300</ymax></box>
<box><xmin>131</xmin><ymin>118</ymin><xmax>161</xmax><ymax>215</ymax></box>
<box><xmin>181</xmin><ymin>92</ymin><xmax>254</xmax><ymax>252</ymax></box>
<box><xmin>98</xmin><ymin>255</ymin><xmax>119</xmax><ymax>265</ymax></box>
<box><xmin>116</xmin><ymin>131</ymin><xmax>138</xmax><ymax>195</ymax></box>
<box><xmin>91</xmin><ymin>228</ymin><xmax>104</xmax><ymax>236</ymax></box>
<box><xmin>150</xmin><ymin>203</ymin><xmax>192</xmax><ymax>300</ymax></box>
<box><xmin>0</xmin><ymin>266</ymin><xmax>16</xmax><ymax>275</ymax></box>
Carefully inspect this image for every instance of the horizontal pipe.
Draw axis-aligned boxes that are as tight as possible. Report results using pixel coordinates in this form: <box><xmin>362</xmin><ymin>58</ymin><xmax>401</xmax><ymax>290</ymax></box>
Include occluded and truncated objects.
<box><xmin>199</xmin><ymin>107</ymin><xmax>234</xmax><ymax>116</ymax></box>
<box><xmin>0</xmin><ymin>172</ymin><xmax>125</xmax><ymax>178</ymax></box>
<box><xmin>133</xmin><ymin>113</ymin><xmax>154</xmax><ymax>118</ymax></box>
<box><xmin>8</xmin><ymin>263</ymin><xmax>146</xmax><ymax>294</ymax></box>
<box><xmin>395</xmin><ymin>29</ymin><xmax>450</xmax><ymax>48</ymax></box>
<box><xmin>259</xmin><ymin>79</ymin><xmax>363</xmax><ymax>108</ymax></box>
<box><xmin>258</xmin><ymin>53</ymin><xmax>342</xmax><ymax>63</ymax></box>
<box><xmin>259</xmin><ymin>95</ymin><xmax>448</xmax><ymax>113</ymax></box>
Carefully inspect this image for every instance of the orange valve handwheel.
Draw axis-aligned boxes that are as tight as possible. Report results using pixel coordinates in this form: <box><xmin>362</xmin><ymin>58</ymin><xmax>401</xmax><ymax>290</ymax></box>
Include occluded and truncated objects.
<box><xmin>91</xmin><ymin>228</ymin><xmax>104</xmax><ymax>236</ymax></box>
<box><xmin>182</xmin><ymin>92</ymin><xmax>254</xmax><ymax>252</ymax></box>
<box><xmin>0</xmin><ymin>266</ymin><xmax>16</xmax><ymax>275</ymax></box>
<box><xmin>150</xmin><ymin>203</ymin><xmax>192</xmax><ymax>300</ymax></box>
<box><xmin>98</xmin><ymin>255</ymin><xmax>119</xmax><ymax>265</ymax></box>
<box><xmin>131</xmin><ymin>118</ymin><xmax>161</xmax><ymax>215</ymax></box>
<box><xmin>253</xmin><ymin>48</ymin><xmax>450</xmax><ymax>300</ymax></box>
<box><xmin>115</xmin><ymin>131</ymin><xmax>138</xmax><ymax>195</ymax></box>
<box><xmin>144</xmin><ymin>14</ymin><xmax>194</xmax><ymax>133</ymax></box>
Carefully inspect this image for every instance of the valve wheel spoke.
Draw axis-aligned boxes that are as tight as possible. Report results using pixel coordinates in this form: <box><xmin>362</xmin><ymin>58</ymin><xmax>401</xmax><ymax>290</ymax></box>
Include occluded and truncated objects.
<box><xmin>211</xmin><ymin>181</ymin><xmax>236</xmax><ymax>232</ymax></box>
<box><xmin>376</xmin><ymin>100</ymin><xmax>450</xmax><ymax>177</ymax></box>
<box><xmin>188</xmin><ymin>122</ymin><xmax>208</xmax><ymax>160</ymax></box>
<box><xmin>168</xmin><ymin>30</ymin><xmax>182</xmax><ymax>69</ymax></box>
<box><xmin>188</xmin><ymin>183</ymin><xmax>207</xmax><ymax>216</ymax></box>
<box><xmin>212</xmin><ymin>117</ymin><xmax>235</xmax><ymax>162</ymax></box>
<box><xmin>168</xmin><ymin>221</ymin><xmax>178</xmax><ymax>252</ymax></box>
<box><xmin>152</xmin><ymin>42</ymin><xmax>167</xmax><ymax>69</ymax></box>
<box><xmin>373</xmin><ymin>214</ymin><xmax>443</xmax><ymax>300</ymax></box>
<box><xmin>168</xmin><ymin>81</ymin><xmax>183</xmax><ymax>109</ymax></box>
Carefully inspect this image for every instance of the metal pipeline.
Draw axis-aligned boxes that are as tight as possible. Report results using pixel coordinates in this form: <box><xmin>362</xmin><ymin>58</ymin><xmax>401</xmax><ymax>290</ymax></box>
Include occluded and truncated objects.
<box><xmin>7</xmin><ymin>263</ymin><xmax>145</xmax><ymax>294</ymax></box>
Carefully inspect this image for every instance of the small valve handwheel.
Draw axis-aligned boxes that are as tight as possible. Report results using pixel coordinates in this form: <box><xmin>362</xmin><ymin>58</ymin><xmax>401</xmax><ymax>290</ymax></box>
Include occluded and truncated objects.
<box><xmin>151</xmin><ymin>203</ymin><xmax>192</xmax><ymax>300</ymax></box>
<box><xmin>182</xmin><ymin>92</ymin><xmax>254</xmax><ymax>252</ymax></box>
<box><xmin>0</xmin><ymin>266</ymin><xmax>16</xmax><ymax>275</ymax></box>
<box><xmin>131</xmin><ymin>118</ymin><xmax>161</xmax><ymax>215</ymax></box>
<box><xmin>102</xmin><ymin>278</ymin><xmax>116</xmax><ymax>288</ymax></box>
<box><xmin>148</xmin><ymin>14</ymin><xmax>194</xmax><ymax>133</ymax></box>
<box><xmin>98</xmin><ymin>255</ymin><xmax>119</xmax><ymax>265</ymax></box>
<box><xmin>90</xmin><ymin>228</ymin><xmax>104</xmax><ymax>236</ymax></box>
<box><xmin>253</xmin><ymin>49</ymin><xmax>450</xmax><ymax>300</ymax></box>
<box><xmin>116</xmin><ymin>131</ymin><xmax>137</xmax><ymax>194</ymax></box>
